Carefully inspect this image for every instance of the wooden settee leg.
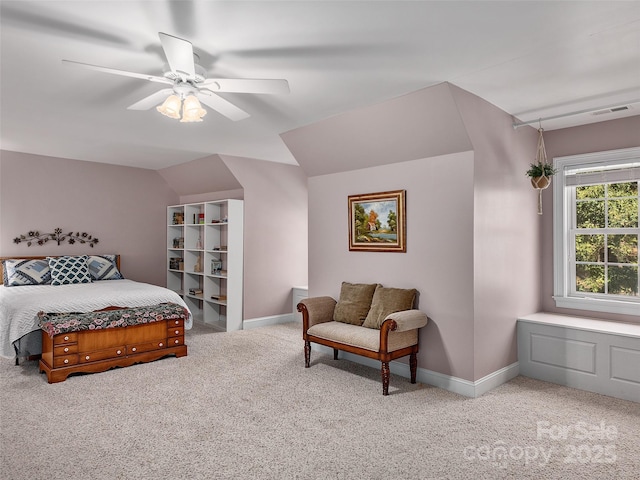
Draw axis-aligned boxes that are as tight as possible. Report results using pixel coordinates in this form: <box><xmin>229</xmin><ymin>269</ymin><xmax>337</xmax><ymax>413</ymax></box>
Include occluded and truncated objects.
<box><xmin>333</xmin><ymin>348</ymin><xmax>339</xmax><ymax>360</ymax></box>
<box><xmin>410</xmin><ymin>352</ymin><xmax>417</xmax><ymax>384</ymax></box>
<box><xmin>381</xmin><ymin>362</ymin><xmax>390</xmax><ymax>396</ymax></box>
<box><xmin>304</xmin><ymin>340</ymin><xmax>311</xmax><ymax>368</ymax></box>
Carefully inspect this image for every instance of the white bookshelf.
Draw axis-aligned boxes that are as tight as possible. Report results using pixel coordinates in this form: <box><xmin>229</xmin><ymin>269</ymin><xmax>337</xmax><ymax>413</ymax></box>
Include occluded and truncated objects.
<box><xmin>167</xmin><ymin>200</ymin><xmax>244</xmax><ymax>331</ymax></box>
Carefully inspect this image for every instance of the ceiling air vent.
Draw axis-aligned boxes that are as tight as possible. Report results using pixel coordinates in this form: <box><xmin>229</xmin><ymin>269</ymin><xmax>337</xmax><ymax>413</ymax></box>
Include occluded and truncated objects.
<box><xmin>591</xmin><ymin>105</ymin><xmax>631</xmax><ymax>116</ymax></box>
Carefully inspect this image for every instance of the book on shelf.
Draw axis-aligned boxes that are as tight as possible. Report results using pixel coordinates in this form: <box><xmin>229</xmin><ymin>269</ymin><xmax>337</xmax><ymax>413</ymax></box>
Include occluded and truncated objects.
<box><xmin>169</xmin><ymin>257</ymin><xmax>183</xmax><ymax>270</ymax></box>
<box><xmin>189</xmin><ymin>288</ymin><xmax>203</xmax><ymax>295</ymax></box>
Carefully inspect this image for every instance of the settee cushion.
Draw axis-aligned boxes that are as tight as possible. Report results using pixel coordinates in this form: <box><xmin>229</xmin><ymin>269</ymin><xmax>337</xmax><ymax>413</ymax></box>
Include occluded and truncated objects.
<box><xmin>362</xmin><ymin>287</ymin><xmax>417</xmax><ymax>329</ymax></box>
<box><xmin>333</xmin><ymin>282</ymin><xmax>378</xmax><ymax>326</ymax></box>
<box><xmin>307</xmin><ymin>321</ymin><xmax>418</xmax><ymax>353</ymax></box>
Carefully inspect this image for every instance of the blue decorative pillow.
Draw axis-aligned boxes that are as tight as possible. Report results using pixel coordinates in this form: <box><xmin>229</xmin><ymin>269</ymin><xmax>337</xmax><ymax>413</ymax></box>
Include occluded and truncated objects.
<box><xmin>3</xmin><ymin>259</ymin><xmax>52</xmax><ymax>286</ymax></box>
<box><xmin>47</xmin><ymin>256</ymin><xmax>91</xmax><ymax>285</ymax></box>
<box><xmin>87</xmin><ymin>255</ymin><xmax>123</xmax><ymax>280</ymax></box>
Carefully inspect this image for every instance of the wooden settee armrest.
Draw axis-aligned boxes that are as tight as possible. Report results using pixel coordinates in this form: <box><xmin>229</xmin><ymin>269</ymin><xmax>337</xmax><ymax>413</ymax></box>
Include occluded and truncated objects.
<box><xmin>383</xmin><ymin>309</ymin><xmax>428</xmax><ymax>332</ymax></box>
<box><xmin>297</xmin><ymin>296</ymin><xmax>337</xmax><ymax>330</ymax></box>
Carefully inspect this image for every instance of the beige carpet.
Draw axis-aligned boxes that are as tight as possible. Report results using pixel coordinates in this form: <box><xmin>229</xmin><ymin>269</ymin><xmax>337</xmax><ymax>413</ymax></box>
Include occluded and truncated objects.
<box><xmin>1</xmin><ymin>322</ymin><xmax>638</xmax><ymax>480</ymax></box>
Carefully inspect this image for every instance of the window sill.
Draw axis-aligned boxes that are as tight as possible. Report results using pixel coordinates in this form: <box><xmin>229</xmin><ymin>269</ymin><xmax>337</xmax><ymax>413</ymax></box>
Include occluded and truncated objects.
<box><xmin>554</xmin><ymin>295</ymin><xmax>640</xmax><ymax>317</ymax></box>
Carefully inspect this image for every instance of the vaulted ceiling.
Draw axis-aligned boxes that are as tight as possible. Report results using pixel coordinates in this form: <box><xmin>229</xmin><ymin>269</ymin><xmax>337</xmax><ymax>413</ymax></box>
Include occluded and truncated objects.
<box><xmin>1</xmin><ymin>1</ymin><xmax>639</xmax><ymax>169</ymax></box>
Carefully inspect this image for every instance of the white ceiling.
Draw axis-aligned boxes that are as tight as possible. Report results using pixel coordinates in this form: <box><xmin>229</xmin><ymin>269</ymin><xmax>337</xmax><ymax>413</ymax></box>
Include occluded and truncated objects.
<box><xmin>1</xmin><ymin>1</ymin><xmax>639</xmax><ymax>170</ymax></box>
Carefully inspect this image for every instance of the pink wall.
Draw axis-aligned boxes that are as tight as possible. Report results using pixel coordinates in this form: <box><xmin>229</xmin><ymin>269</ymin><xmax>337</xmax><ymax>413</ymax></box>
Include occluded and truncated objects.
<box><xmin>158</xmin><ymin>155</ymin><xmax>242</xmax><ymax>196</ymax></box>
<box><xmin>283</xmin><ymin>82</ymin><xmax>541</xmax><ymax>382</ymax></box>
<box><xmin>541</xmin><ymin>116</ymin><xmax>640</xmax><ymax>322</ymax></box>
<box><xmin>449</xmin><ymin>85</ymin><xmax>541</xmax><ymax>379</ymax></box>
<box><xmin>221</xmin><ymin>155</ymin><xmax>309</xmax><ymax>320</ymax></box>
<box><xmin>0</xmin><ymin>150</ymin><xmax>177</xmax><ymax>285</ymax></box>
<box><xmin>0</xmin><ymin>148</ymin><xmax>309</xmax><ymax>323</ymax></box>
<box><xmin>309</xmin><ymin>153</ymin><xmax>476</xmax><ymax>379</ymax></box>
<box><xmin>167</xmin><ymin>154</ymin><xmax>309</xmax><ymax>321</ymax></box>
<box><xmin>282</xmin><ymin>82</ymin><xmax>473</xmax><ymax>177</ymax></box>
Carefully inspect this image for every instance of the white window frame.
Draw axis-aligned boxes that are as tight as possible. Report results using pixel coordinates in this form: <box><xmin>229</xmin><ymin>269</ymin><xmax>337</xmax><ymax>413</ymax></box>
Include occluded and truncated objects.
<box><xmin>553</xmin><ymin>146</ymin><xmax>640</xmax><ymax>316</ymax></box>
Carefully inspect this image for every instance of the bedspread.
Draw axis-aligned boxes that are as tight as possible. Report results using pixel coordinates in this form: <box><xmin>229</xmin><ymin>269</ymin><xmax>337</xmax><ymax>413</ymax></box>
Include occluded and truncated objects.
<box><xmin>0</xmin><ymin>279</ymin><xmax>192</xmax><ymax>359</ymax></box>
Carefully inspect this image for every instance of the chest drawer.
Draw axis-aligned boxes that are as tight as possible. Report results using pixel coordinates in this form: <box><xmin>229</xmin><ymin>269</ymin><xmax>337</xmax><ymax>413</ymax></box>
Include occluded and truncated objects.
<box><xmin>168</xmin><ymin>335</ymin><xmax>184</xmax><ymax>346</ymax></box>
<box><xmin>168</xmin><ymin>319</ymin><xmax>184</xmax><ymax>329</ymax></box>
<box><xmin>168</xmin><ymin>326</ymin><xmax>184</xmax><ymax>337</ymax></box>
<box><xmin>129</xmin><ymin>340</ymin><xmax>167</xmax><ymax>355</ymax></box>
<box><xmin>54</xmin><ymin>333</ymin><xmax>78</xmax><ymax>345</ymax></box>
<box><xmin>54</xmin><ymin>355</ymin><xmax>78</xmax><ymax>368</ymax></box>
<box><xmin>78</xmin><ymin>346</ymin><xmax>126</xmax><ymax>363</ymax></box>
<box><xmin>54</xmin><ymin>344</ymin><xmax>78</xmax><ymax>356</ymax></box>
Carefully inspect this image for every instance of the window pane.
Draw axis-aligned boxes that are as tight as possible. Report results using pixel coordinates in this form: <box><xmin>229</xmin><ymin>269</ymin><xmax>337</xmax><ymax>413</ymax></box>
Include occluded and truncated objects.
<box><xmin>576</xmin><ymin>200</ymin><xmax>605</xmax><ymax>228</ymax></box>
<box><xmin>576</xmin><ymin>265</ymin><xmax>605</xmax><ymax>293</ymax></box>
<box><xmin>608</xmin><ymin>198</ymin><xmax>638</xmax><ymax>228</ymax></box>
<box><xmin>608</xmin><ymin>234</ymin><xmax>638</xmax><ymax>264</ymax></box>
<box><xmin>609</xmin><ymin>182</ymin><xmax>638</xmax><ymax>197</ymax></box>
<box><xmin>576</xmin><ymin>185</ymin><xmax>604</xmax><ymax>199</ymax></box>
<box><xmin>608</xmin><ymin>266</ymin><xmax>639</xmax><ymax>296</ymax></box>
<box><xmin>575</xmin><ymin>234</ymin><xmax>604</xmax><ymax>262</ymax></box>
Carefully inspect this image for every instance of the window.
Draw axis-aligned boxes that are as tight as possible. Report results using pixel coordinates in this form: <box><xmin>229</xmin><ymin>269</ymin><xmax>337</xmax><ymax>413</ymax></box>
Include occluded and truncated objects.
<box><xmin>553</xmin><ymin>147</ymin><xmax>640</xmax><ymax>316</ymax></box>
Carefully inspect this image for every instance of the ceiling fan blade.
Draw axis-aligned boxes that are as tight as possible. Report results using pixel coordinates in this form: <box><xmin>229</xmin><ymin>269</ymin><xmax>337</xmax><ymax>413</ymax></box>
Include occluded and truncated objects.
<box><xmin>62</xmin><ymin>60</ymin><xmax>172</xmax><ymax>85</ymax></box>
<box><xmin>127</xmin><ymin>89</ymin><xmax>174</xmax><ymax>110</ymax></box>
<box><xmin>201</xmin><ymin>78</ymin><xmax>290</xmax><ymax>95</ymax></box>
<box><xmin>197</xmin><ymin>90</ymin><xmax>250</xmax><ymax>121</ymax></box>
<box><xmin>159</xmin><ymin>32</ymin><xmax>195</xmax><ymax>79</ymax></box>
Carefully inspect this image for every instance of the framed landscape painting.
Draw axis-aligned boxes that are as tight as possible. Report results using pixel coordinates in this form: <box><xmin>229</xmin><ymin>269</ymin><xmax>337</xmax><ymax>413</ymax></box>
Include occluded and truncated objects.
<box><xmin>348</xmin><ymin>190</ymin><xmax>406</xmax><ymax>252</ymax></box>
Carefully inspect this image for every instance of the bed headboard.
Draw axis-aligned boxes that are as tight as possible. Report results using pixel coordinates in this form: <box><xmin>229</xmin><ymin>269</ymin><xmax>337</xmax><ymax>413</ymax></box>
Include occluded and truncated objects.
<box><xmin>0</xmin><ymin>255</ymin><xmax>121</xmax><ymax>285</ymax></box>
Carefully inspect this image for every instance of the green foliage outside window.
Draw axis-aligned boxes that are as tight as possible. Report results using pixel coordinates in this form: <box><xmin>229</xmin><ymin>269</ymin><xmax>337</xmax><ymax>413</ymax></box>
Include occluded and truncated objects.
<box><xmin>574</xmin><ymin>182</ymin><xmax>639</xmax><ymax>296</ymax></box>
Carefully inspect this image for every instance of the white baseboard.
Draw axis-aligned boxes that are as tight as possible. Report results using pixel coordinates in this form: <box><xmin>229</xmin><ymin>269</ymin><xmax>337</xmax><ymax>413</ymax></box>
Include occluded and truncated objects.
<box><xmin>243</xmin><ymin>313</ymin><xmax>294</xmax><ymax>330</ymax></box>
<box><xmin>312</xmin><ymin>343</ymin><xmax>518</xmax><ymax>398</ymax></box>
<box><xmin>412</xmin><ymin>361</ymin><xmax>519</xmax><ymax>398</ymax></box>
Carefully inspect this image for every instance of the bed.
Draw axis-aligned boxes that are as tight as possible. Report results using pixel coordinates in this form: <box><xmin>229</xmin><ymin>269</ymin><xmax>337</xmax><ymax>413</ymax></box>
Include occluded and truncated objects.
<box><xmin>1</xmin><ymin>254</ymin><xmax>192</xmax><ymax>382</ymax></box>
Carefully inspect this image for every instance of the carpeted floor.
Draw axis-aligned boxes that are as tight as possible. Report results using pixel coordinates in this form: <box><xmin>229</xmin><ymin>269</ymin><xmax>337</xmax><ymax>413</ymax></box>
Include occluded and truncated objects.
<box><xmin>1</xmin><ymin>321</ymin><xmax>639</xmax><ymax>480</ymax></box>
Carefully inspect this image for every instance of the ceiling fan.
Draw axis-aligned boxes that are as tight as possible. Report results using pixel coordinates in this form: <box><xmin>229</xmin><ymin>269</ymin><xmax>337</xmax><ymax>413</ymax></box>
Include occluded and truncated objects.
<box><xmin>62</xmin><ymin>32</ymin><xmax>290</xmax><ymax>122</ymax></box>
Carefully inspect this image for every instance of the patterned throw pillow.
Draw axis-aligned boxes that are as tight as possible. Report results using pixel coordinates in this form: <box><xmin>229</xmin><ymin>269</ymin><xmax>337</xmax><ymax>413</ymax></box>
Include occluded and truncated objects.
<box><xmin>3</xmin><ymin>259</ymin><xmax>52</xmax><ymax>286</ymax></box>
<box><xmin>47</xmin><ymin>256</ymin><xmax>92</xmax><ymax>285</ymax></box>
<box><xmin>87</xmin><ymin>254</ymin><xmax>124</xmax><ymax>280</ymax></box>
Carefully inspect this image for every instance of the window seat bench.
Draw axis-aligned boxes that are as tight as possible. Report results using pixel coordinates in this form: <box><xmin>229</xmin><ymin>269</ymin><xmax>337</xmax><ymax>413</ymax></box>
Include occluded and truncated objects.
<box><xmin>517</xmin><ymin>313</ymin><xmax>640</xmax><ymax>403</ymax></box>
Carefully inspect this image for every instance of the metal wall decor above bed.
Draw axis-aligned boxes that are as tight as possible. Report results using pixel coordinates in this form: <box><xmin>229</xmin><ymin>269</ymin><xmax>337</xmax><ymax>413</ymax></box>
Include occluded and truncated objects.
<box><xmin>13</xmin><ymin>228</ymin><xmax>99</xmax><ymax>247</ymax></box>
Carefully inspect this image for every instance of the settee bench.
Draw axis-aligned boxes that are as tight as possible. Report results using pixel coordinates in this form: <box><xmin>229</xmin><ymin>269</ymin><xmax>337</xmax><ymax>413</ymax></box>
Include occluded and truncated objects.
<box><xmin>297</xmin><ymin>282</ymin><xmax>428</xmax><ymax>395</ymax></box>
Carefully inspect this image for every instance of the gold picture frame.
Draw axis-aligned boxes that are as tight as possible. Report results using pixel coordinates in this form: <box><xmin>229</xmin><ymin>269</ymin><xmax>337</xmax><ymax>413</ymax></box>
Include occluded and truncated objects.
<box><xmin>348</xmin><ymin>190</ymin><xmax>406</xmax><ymax>252</ymax></box>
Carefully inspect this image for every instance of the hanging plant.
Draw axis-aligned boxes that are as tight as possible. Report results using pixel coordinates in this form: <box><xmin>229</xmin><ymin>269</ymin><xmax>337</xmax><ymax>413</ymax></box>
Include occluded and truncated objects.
<box><xmin>525</xmin><ymin>128</ymin><xmax>556</xmax><ymax>214</ymax></box>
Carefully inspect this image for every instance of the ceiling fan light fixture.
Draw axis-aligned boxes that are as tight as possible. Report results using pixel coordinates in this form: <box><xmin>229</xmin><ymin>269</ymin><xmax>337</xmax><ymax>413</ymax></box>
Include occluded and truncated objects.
<box><xmin>180</xmin><ymin>95</ymin><xmax>207</xmax><ymax>122</ymax></box>
<box><xmin>156</xmin><ymin>94</ymin><xmax>182</xmax><ymax>119</ymax></box>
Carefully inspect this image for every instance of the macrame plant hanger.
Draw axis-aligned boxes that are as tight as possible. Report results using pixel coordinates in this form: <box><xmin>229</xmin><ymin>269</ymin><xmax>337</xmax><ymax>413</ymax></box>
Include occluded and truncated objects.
<box><xmin>530</xmin><ymin>122</ymin><xmax>551</xmax><ymax>215</ymax></box>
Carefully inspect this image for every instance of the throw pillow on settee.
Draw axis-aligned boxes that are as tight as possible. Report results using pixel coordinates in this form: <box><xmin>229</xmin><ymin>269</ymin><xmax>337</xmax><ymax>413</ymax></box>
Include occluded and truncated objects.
<box><xmin>362</xmin><ymin>286</ymin><xmax>417</xmax><ymax>329</ymax></box>
<box><xmin>332</xmin><ymin>281</ymin><xmax>379</xmax><ymax>326</ymax></box>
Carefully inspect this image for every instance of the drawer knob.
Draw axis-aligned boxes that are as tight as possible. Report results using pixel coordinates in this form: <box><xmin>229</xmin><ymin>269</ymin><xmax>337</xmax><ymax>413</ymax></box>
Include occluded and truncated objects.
<box><xmin>132</xmin><ymin>347</ymin><xmax>137</xmax><ymax>352</ymax></box>
<box><xmin>64</xmin><ymin>347</ymin><xmax>69</xmax><ymax>353</ymax></box>
<box><xmin>117</xmin><ymin>350</ymin><xmax>122</xmax><ymax>355</ymax></box>
<box><xmin>159</xmin><ymin>342</ymin><xmax>164</xmax><ymax>347</ymax></box>
<box><xmin>174</xmin><ymin>339</ymin><xmax>179</xmax><ymax>344</ymax></box>
<box><xmin>175</xmin><ymin>320</ymin><xmax>179</xmax><ymax>325</ymax></box>
<box><xmin>175</xmin><ymin>330</ymin><xmax>180</xmax><ymax>335</ymax></box>
<box><xmin>64</xmin><ymin>336</ymin><xmax>69</xmax><ymax>341</ymax></box>
<box><xmin>85</xmin><ymin>355</ymin><xmax>90</xmax><ymax>360</ymax></box>
<box><xmin>64</xmin><ymin>359</ymin><xmax>69</xmax><ymax>364</ymax></box>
